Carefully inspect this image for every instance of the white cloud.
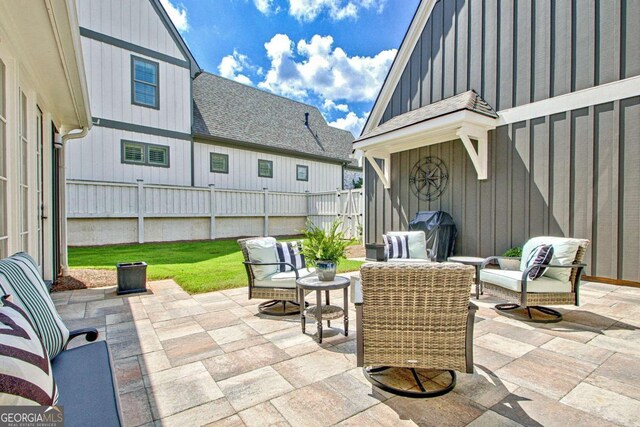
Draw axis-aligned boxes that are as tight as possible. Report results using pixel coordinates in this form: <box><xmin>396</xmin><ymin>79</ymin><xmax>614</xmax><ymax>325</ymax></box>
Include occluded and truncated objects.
<box><xmin>258</xmin><ymin>34</ymin><xmax>396</xmax><ymax>104</ymax></box>
<box><xmin>218</xmin><ymin>50</ymin><xmax>254</xmax><ymax>86</ymax></box>
<box><xmin>288</xmin><ymin>0</ymin><xmax>386</xmax><ymax>22</ymax></box>
<box><xmin>253</xmin><ymin>0</ymin><xmax>278</xmax><ymax>14</ymax></box>
<box><xmin>329</xmin><ymin>111</ymin><xmax>369</xmax><ymax>136</ymax></box>
<box><xmin>159</xmin><ymin>0</ymin><xmax>189</xmax><ymax>32</ymax></box>
<box><xmin>322</xmin><ymin>99</ymin><xmax>349</xmax><ymax>112</ymax></box>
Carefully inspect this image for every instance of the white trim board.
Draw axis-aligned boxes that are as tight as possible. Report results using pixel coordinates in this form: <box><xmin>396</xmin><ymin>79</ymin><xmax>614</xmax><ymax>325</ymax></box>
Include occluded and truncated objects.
<box><xmin>361</xmin><ymin>0</ymin><xmax>437</xmax><ymax>135</ymax></box>
<box><xmin>497</xmin><ymin>75</ymin><xmax>640</xmax><ymax>125</ymax></box>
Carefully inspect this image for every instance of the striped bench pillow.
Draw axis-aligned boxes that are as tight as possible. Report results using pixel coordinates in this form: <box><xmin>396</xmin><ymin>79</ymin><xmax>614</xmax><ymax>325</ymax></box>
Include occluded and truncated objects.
<box><xmin>0</xmin><ymin>253</ymin><xmax>69</xmax><ymax>360</ymax></box>
<box><xmin>275</xmin><ymin>242</ymin><xmax>307</xmax><ymax>272</ymax></box>
<box><xmin>0</xmin><ymin>296</ymin><xmax>58</xmax><ymax>406</ymax></box>
<box><xmin>383</xmin><ymin>234</ymin><xmax>410</xmax><ymax>259</ymax></box>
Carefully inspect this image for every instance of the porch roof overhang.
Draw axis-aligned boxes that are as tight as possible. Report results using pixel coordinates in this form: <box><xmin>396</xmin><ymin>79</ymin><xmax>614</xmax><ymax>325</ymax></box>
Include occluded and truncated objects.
<box><xmin>0</xmin><ymin>0</ymin><xmax>92</xmax><ymax>131</ymax></box>
<box><xmin>353</xmin><ymin>91</ymin><xmax>498</xmax><ymax>187</ymax></box>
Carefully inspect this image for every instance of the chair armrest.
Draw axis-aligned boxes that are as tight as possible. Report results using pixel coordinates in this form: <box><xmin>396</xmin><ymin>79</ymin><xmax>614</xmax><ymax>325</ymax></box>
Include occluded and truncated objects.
<box><xmin>465</xmin><ymin>302</ymin><xmax>479</xmax><ymax>373</ymax></box>
<box><xmin>481</xmin><ymin>256</ymin><xmax>521</xmax><ymax>269</ymax></box>
<box><xmin>65</xmin><ymin>328</ymin><xmax>99</xmax><ymax>350</ymax></box>
<box><xmin>521</xmin><ymin>263</ymin><xmax>587</xmax><ymax>280</ymax></box>
<box><xmin>243</xmin><ymin>261</ymin><xmax>300</xmax><ymax>279</ymax></box>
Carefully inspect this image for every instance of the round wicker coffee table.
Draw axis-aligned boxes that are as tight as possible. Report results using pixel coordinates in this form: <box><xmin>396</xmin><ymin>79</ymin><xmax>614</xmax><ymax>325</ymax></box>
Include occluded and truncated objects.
<box><xmin>296</xmin><ymin>275</ymin><xmax>349</xmax><ymax>343</ymax></box>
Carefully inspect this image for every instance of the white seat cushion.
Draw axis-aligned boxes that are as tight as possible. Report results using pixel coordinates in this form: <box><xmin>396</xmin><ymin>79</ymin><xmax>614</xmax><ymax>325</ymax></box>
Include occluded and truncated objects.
<box><xmin>387</xmin><ymin>231</ymin><xmax>429</xmax><ymax>259</ymax></box>
<box><xmin>254</xmin><ymin>268</ymin><xmax>316</xmax><ymax>289</ymax></box>
<box><xmin>480</xmin><ymin>269</ymin><xmax>571</xmax><ymax>293</ymax></box>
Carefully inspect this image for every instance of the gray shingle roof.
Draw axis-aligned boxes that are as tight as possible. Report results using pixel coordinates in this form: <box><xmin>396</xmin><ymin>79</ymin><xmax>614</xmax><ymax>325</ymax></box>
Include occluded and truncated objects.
<box><xmin>356</xmin><ymin>90</ymin><xmax>498</xmax><ymax>142</ymax></box>
<box><xmin>193</xmin><ymin>72</ymin><xmax>356</xmax><ymax>165</ymax></box>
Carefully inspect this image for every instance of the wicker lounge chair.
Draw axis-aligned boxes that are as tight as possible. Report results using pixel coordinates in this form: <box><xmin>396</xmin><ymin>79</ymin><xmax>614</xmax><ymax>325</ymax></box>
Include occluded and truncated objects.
<box><xmin>238</xmin><ymin>237</ymin><xmax>312</xmax><ymax>316</ymax></box>
<box><xmin>355</xmin><ymin>262</ymin><xmax>477</xmax><ymax>398</ymax></box>
<box><xmin>480</xmin><ymin>237</ymin><xmax>589</xmax><ymax>323</ymax></box>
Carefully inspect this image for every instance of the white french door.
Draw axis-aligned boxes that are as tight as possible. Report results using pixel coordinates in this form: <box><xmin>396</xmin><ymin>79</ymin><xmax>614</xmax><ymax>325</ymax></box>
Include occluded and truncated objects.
<box><xmin>0</xmin><ymin>59</ymin><xmax>7</xmax><ymax>258</ymax></box>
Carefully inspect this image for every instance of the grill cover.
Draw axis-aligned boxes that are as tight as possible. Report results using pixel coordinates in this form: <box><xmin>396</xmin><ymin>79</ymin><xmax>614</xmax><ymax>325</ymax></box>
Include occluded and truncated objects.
<box><xmin>408</xmin><ymin>211</ymin><xmax>457</xmax><ymax>262</ymax></box>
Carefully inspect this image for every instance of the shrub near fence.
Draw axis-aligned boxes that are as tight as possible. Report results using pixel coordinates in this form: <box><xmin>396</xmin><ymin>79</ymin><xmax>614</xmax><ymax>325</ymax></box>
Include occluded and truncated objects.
<box><xmin>66</xmin><ymin>180</ymin><xmax>363</xmax><ymax>245</ymax></box>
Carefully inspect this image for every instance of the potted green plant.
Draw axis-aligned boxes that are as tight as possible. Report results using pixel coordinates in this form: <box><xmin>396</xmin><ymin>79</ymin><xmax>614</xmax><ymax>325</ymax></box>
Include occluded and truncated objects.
<box><xmin>499</xmin><ymin>246</ymin><xmax>522</xmax><ymax>270</ymax></box>
<box><xmin>301</xmin><ymin>219</ymin><xmax>352</xmax><ymax>281</ymax></box>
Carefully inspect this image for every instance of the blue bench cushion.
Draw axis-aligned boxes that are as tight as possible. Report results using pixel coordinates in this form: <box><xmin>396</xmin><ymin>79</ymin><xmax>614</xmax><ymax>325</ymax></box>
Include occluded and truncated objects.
<box><xmin>52</xmin><ymin>341</ymin><xmax>122</xmax><ymax>427</ymax></box>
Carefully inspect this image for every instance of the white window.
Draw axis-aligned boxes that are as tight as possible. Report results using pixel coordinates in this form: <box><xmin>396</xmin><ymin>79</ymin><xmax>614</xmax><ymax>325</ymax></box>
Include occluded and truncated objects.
<box><xmin>210</xmin><ymin>153</ymin><xmax>229</xmax><ymax>174</ymax></box>
<box><xmin>131</xmin><ymin>56</ymin><xmax>159</xmax><ymax>109</ymax></box>
<box><xmin>19</xmin><ymin>91</ymin><xmax>28</xmax><ymax>252</ymax></box>
<box><xmin>258</xmin><ymin>159</ymin><xmax>273</xmax><ymax>178</ymax></box>
<box><xmin>35</xmin><ymin>107</ymin><xmax>43</xmax><ymax>267</ymax></box>
<box><xmin>296</xmin><ymin>165</ymin><xmax>309</xmax><ymax>181</ymax></box>
<box><xmin>0</xmin><ymin>60</ymin><xmax>7</xmax><ymax>257</ymax></box>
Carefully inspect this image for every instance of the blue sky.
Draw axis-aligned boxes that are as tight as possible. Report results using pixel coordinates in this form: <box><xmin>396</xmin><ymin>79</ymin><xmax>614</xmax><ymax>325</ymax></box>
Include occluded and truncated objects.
<box><xmin>159</xmin><ymin>0</ymin><xmax>420</xmax><ymax>135</ymax></box>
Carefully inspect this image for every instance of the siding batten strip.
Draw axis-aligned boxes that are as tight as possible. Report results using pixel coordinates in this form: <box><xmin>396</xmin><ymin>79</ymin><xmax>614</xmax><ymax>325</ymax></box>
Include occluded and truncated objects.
<box><xmin>612</xmin><ymin>101</ymin><xmax>620</xmax><ymax>279</ymax></box>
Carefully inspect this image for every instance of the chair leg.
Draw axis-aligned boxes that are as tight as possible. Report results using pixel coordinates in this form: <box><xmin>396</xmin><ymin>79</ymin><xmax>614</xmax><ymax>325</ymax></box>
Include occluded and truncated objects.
<box><xmin>258</xmin><ymin>300</ymin><xmax>302</xmax><ymax>316</ymax></box>
<box><xmin>363</xmin><ymin>366</ymin><xmax>457</xmax><ymax>398</ymax></box>
<box><xmin>495</xmin><ymin>303</ymin><xmax>563</xmax><ymax>323</ymax></box>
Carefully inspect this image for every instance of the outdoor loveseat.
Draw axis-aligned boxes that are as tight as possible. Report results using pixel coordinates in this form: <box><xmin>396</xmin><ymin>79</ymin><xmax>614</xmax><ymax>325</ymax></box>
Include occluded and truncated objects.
<box><xmin>238</xmin><ymin>237</ymin><xmax>315</xmax><ymax>315</ymax></box>
<box><xmin>0</xmin><ymin>253</ymin><xmax>122</xmax><ymax>427</ymax></box>
<box><xmin>480</xmin><ymin>236</ymin><xmax>589</xmax><ymax>322</ymax></box>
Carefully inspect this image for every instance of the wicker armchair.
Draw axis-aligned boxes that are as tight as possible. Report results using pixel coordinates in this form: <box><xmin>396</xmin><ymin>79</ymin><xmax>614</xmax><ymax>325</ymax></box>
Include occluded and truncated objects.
<box><xmin>480</xmin><ymin>237</ymin><xmax>589</xmax><ymax>323</ymax></box>
<box><xmin>355</xmin><ymin>262</ymin><xmax>477</xmax><ymax>398</ymax></box>
<box><xmin>237</xmin><ymin>238</ymin><xmax>312</xmax><ymax>316</ymax></box>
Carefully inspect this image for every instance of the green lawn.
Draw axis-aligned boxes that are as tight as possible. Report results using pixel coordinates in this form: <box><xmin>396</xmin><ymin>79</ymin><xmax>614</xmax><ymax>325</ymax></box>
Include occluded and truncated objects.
<box><xmin>68</xmin><ymin>239</ymin><xmax>364</xmax><ymax>294</ymax></box>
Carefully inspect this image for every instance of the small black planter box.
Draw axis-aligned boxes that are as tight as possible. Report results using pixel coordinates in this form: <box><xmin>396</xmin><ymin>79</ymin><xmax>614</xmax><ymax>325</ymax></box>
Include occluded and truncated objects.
<box><xmin>117</xmin><ymin>262</ymin><xmax>147</xmax><ymax>295</ymax></box>
<box><xmin>365</xmin><ymin>243</ymin><xmax>386</xmax><ymax>262</ymax></box>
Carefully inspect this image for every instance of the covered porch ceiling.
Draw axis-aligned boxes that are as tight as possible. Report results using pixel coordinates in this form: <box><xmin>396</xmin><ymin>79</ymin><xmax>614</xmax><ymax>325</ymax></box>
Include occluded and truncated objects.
<box><xmin>0</xmin><ymin>0</ymin><xmax>91</xmax><ymax>131</ymax></box>
<box><xmin>353</xmin><ymin>91</ymin><xmax>498</xmax><ymax>187</ymax></box>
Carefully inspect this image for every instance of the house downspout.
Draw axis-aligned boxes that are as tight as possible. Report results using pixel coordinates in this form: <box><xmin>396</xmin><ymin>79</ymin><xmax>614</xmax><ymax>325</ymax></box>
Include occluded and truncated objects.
<box><xmin>58</xmin><ymin>127</ymin><xmax>89</xmax><ymax>276</ymax></box>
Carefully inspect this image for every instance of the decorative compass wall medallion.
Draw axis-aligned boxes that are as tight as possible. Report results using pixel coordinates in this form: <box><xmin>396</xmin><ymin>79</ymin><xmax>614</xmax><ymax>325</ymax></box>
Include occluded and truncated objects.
<box><xmin>409</xmin><ymin>157</ymin><xmax>449</xmax><ymax>201</ymax></box>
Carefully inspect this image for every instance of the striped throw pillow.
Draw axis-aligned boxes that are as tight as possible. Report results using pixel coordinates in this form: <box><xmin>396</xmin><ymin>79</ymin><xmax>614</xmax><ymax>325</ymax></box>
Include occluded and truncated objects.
<box><xmin>0</xmin><ymin>253</ymin><xmax>69</xmax><ymax>360</ymax></box>
<box><xmin>384</xmin><ymin>234</ymin><xmax>410</xmax><ymax>259</ymax></box>
<box><xmin>526</xmin><ymin>244</ymin><xmax>555</xmax><ymax>280</ymax></box>
<box><xmin>275</xmin><ymin>242</ymin><xmax>307</xmax><ymax>272</ymax></box>
<box><xmin>0</xmin><ymin>296</ymin><xmax>58</xmax><ymax>406</ymax></box>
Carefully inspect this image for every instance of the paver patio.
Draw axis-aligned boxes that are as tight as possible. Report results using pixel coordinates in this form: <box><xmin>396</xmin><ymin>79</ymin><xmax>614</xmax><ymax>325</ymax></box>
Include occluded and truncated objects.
<box><xmin>52</xmin><ymin>276</ymin><xmax>640</xmax><ymax>426</ymax></box>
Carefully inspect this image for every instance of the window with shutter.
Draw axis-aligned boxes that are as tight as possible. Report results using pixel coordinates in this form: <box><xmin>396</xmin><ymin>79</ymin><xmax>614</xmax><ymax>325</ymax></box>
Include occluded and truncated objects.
<box><xmin>123</xmin><ymin>142</ymin><xmax>145</xmax><ymax>164</ymax></box>
<box><xmin>210</xmin><ymin>153</ymin><xmax>229</xmax><ymax>173</ymax></box>
<box><xmin>121</xmin><ymin>140</ymin><xmax>169</xmax><ymax>167</ymax></box>
<box><xmin>148</xmin><ymin>145</ymin><xmax>168</xmax><ymax>166</ymax></box>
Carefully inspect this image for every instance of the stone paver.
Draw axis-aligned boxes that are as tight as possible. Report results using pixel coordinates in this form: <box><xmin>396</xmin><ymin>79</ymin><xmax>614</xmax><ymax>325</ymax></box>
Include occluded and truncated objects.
<box><xmin>163</xmin><ymin>331</ymin><xmax>223</xmax><ymax>366</ymax></box>
<box><xmin>54</xmin><ymin>280</ymin><xmax>640</xmax><ymax>425</ymax></box>
<box><xmin>561</xmin><ymin>382</ymin><xmax>640</xmax><ymax>426</ymax></box>
<box><xmin>237</xmin><ymin>402</ymin><xmax>290</xmax><ymax>427</ymax></box>
<box><xmin>218</xmin><ymin>366</ymin><xmax>294</xmax><ymax>412</ymax></box>
<box><xmin>202</xmin><ymin>342</ymin><xmax>290</xmax><ymax>381</ymax></box>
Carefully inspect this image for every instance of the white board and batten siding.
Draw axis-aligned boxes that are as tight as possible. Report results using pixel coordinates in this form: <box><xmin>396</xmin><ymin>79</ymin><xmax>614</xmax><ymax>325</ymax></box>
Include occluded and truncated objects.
<box><xmin>66</xmin><ymin>127</ymin><xmax>192</xmax><ymax>186</ymax></box>
<box><xmin>69</xmin><ymin>0</ymin><xmax>193</xmax><ymax>186</ymax></box>
<box><xmin>193</xmin><ymin>141</ymin><xmax>343</xmax><ymax>193</ymax></box>
<box><xmin>80</xmin><ymin>37</ymin><xmax>191</xmax><ymax>133</ymax></box>
<box><xmin>77</xmin><ymin>0</ymin><xmax>186</xmax><ymax>60</ymax></box>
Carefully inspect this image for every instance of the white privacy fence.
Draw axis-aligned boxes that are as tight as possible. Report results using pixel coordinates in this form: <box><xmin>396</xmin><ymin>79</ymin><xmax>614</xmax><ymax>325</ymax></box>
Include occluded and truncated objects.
<box><xmin>67</xmin><ymin>180</ymin><xmax>363</xmax><ymax>242</ymax></box>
